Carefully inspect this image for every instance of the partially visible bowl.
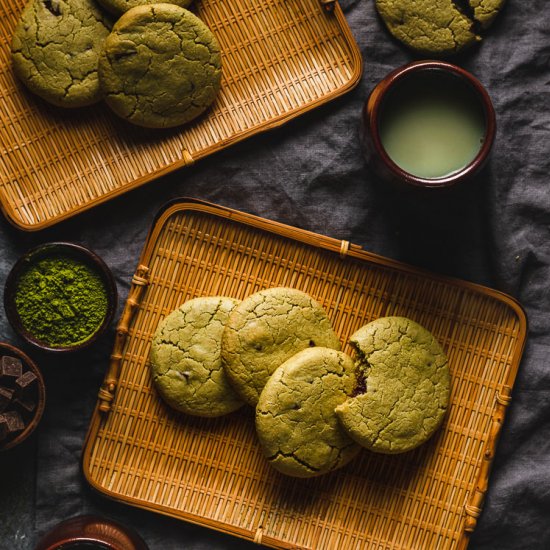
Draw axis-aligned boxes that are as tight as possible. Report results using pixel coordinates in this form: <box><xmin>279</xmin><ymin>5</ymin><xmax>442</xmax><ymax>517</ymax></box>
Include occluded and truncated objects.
<box><xmin>34</xmin><ymin>514</ymin><xmax>149</xmax><ymax>550</ymax></box>
<box><xmin>0</xmin><ymin>342</ymin><xmax>46</xmax><ymax>452</ymax></box>
<box><xmin>4</xmin><ymin>242</ymin><xmax>117</xmax><ymax>353</ymax></box>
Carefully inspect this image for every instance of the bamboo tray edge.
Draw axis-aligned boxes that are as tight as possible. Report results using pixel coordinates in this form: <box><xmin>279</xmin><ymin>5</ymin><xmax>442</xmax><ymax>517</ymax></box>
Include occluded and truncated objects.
<box><xmin>82</xmin><ymin>198</ymin><xmax>528</xmax><ymax>550</ymax></box>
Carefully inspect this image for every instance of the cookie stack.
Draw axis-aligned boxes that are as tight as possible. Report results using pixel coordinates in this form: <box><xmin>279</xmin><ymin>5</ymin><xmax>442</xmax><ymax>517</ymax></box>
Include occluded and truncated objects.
<box><xmin>149</xmin><ymin>287</ymin><xmax>451</xmax><ymax>478</ymax></box>
<box><xmin>11</xmin><ymin>0</ymin><xmax>222</xmax><ymax>128</ymax></box>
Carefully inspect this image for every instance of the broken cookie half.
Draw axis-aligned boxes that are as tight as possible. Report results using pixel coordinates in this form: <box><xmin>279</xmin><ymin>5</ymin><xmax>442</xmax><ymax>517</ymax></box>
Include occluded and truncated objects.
<box><xmin>375</xmin><ymin>0</ymin><xmax>506</xmax><ymax>56</ymax></box>
<box><xmin>335</xmin><ymin>317</ymin><xmax>450</xmax><ymax>454</ymax></box>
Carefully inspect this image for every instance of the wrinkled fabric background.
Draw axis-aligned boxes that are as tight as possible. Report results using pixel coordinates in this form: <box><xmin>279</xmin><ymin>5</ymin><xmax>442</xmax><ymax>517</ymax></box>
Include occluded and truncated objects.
<box><xmin>1</xmin><ymin>0</ymin><xmax>549</xmax><ymax>548</ymax></box>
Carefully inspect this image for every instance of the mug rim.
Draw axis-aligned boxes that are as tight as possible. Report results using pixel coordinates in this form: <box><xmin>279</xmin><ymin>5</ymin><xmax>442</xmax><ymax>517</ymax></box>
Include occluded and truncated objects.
<box><xmin>366</xmin><ymin>60</ymin><xmax>496</xmax><ymax>189</ymax></box>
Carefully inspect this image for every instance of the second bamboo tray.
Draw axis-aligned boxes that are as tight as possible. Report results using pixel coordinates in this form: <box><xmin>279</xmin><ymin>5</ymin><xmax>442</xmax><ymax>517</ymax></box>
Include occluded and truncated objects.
<box><xmin>83</xmin><ymin>199</ymin><xmax>527</xmax><ymax>550</ymax></box>
<box><xmin>0</xmin><ymin>0</ymin><xmax>361</xmax><ymax>231</ymax></box>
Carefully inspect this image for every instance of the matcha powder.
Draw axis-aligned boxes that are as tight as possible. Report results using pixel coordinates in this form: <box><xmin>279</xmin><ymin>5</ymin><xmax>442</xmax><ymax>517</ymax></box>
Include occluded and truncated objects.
<box><xmin>14</xmin><ymin>255</ymin><xmax>109</xmax><ymax>347</ymax></box>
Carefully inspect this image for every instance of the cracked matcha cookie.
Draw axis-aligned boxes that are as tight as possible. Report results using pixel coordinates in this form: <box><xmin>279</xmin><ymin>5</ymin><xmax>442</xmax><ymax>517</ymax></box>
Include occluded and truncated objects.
<box><xmin>375</xmin><ymin>0</ymin><xmax>505</xmax><ymax>56</ymax></box>
<box><xmin>96</xmin><ymin>0</ymin><xmax>192</xmax><ymax>17</ymax></box>
<box><xmin>256</xmin><ymin>347</ymin><xmax>361</xmax><ymax>478</ymax></box>
<box><xmin>98</xmin><ymin>4</ymin><xmax>222</xmax><ymax>128</ymax></box>
<box><xmin>149</xmin><ymin>297</ymin><xmax>244</xmax><ymax>417</ymax></box>
<box><xmin>11</xmin><ymin>0</ymin><xmax>112</xmax><ymax>107</ymax></box>
<box><xmin>335</xmin><ymin>317</ymin><xmax>450</xmax><ymax>454</ymax></box>
<box><xmin>222</xmin><ymin>287</ymin><xmax>341</xmax><ymax>406</ymax></box>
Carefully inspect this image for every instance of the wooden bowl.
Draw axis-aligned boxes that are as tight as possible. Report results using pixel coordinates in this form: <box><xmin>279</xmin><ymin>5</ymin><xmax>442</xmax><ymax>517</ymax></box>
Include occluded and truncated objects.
<box><xmin>34</xmin><ymin>514</ymin><xmax>149</xmax><ymax>550</ymax></box>
<box><xmin>362</xmin><ymin>60</ymin><xmax>496</xmax><ymax>190</ymax></box>
<box><xmin>0</xmin><ymin>342</ymin><xmax>46</xmax><ymax>452</ymax></box>
<box><xmin>4</xmin><ymin>242</ymin><xmax>117</xmax><ymax>353</ymax></box>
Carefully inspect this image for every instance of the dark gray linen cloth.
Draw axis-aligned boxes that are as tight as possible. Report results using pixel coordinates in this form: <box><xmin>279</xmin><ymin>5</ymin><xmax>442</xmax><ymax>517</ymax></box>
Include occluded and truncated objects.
<box><xmin>1</xmin><ymin>0</ymin><xmax>549</xmax><ymax>548</ymax></box>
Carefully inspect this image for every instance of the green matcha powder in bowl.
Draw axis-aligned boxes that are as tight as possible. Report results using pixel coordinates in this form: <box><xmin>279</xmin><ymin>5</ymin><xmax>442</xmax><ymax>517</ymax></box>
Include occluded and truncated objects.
<box><xmin>4</xmin><ymin>243</ymin><xmax>117</xmax><ymax>353</ymax></box>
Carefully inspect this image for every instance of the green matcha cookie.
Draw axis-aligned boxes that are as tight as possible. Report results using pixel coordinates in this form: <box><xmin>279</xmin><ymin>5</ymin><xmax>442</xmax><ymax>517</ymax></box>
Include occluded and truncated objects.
<box><xmin>375</xmin><ymin>0</ymin><xmax>505</xmax><ymax>56</ymax></box>
<box><xmin>96</xmin><ymin>0</ymin><xmax>192</xmax><ymax>16</ymax></box>
<box><xmin>222</xmin><ymin>287</ymin><xmax>341</xmax><ymax>406</ymax></box>
<box><xmin>149</xmin><ymin>297</ymin><xmax>244</xmax><ymax>417</ymax></box>
<box><xmin>98</xmin><ymin>4</ymin><xmax>222</xmax><ymax>128</ymax></box>
<box><xmin>256</xmin><ymin>347</ymin><xmax>361</xmax><ymax>478</ymax></box>
<box><xmin>335</xmin><ymin>317</ymin><xmax>450</xmax><ymax>454</ymax></box>
<box><xmin>11</xmin><ymin>0</ymin><xmax>112</xmax><ymax>107</ymax></box>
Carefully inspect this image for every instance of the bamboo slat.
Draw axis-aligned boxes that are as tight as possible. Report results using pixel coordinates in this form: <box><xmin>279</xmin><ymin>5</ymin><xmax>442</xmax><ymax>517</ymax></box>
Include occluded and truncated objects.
<box><xmin>0</xmin><ymin>0</ymin><xmax>361</xmax><ymax>231</ymax></box>
<box><xmin>83</xmin><ymin>199</ymin><xmax>527</xmax><ymax>550</ymax></box>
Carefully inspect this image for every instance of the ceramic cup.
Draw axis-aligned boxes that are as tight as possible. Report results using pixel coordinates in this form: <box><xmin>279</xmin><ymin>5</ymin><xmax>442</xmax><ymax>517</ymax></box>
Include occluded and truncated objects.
<box><xmin>362</xmin><ymin>60</ymin><xmax>496</xmax><ymax>190</ymax></box>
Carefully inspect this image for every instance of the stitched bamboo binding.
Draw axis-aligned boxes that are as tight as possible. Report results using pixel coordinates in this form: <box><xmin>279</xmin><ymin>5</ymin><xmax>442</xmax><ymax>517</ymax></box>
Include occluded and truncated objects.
<box><xmin>463</xmin><ymin>385</ymin><xmax>513</xmax><ymax>536</ymax></box>
<box><xmin>83</xmin><ymin>200</ymin><xmax>527</xmax><ymax>550</ymax></box>
<box><xmin>98</xmin><ymin>265</ymin><xmax>150</xmax><ymax>414</ymax></box>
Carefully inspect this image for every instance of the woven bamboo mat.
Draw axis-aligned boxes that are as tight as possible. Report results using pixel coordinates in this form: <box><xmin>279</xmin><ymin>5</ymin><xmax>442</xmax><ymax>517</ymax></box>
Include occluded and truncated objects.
<box><xmin>83</xmin><ymin>199</ymin><xmax>527</xmax><ymax>550</ymax></box>
<box><xmin>0</xmin><ymin>0</ymin><xmax>360</xmax><ymax>231</ymax></box>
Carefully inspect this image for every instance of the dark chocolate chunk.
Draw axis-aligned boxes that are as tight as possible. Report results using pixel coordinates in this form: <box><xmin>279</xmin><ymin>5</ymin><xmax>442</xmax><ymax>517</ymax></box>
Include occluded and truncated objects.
<box><xmin>0</xmin><ymin>410</ymin><xmax>25</xmax><ymax>434</ymax></box>
<box><xmin>15</xmin><ymin>370</ymin><xmax>37</xmax><ymax>393</ymax></box>
<box><xmin>0</xmin><ymin>386</ymin><xmax>14</xmax><ymax>413</ymax></box>
<box><xmin>14</xmin><ymin>396</ymin><xmax>36</xmax><ymax>414</ymax></box>
<box><xmin>0</xmin><ymin>356</ymin><xmax>23</xmax><ymax>379</ymax></box>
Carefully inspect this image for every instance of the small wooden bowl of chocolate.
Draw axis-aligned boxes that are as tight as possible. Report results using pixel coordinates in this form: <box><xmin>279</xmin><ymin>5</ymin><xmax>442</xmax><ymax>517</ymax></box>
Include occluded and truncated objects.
<box><xmin>0</xmin><ymin>342</ymin><xmax>45</xmax><ymax>451</ymax></box>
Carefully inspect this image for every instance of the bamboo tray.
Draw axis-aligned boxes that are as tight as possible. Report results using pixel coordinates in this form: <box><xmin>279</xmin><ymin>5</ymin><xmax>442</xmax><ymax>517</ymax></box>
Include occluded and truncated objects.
<box><xmin>83</xmin><ymin>199</ymin><xmax>527</xmax><ymax>550</ymax></box>
<box><xmin>0</xmin><ymin>0</ymin><xmax>361</xmax><ymax>231</ymax></box>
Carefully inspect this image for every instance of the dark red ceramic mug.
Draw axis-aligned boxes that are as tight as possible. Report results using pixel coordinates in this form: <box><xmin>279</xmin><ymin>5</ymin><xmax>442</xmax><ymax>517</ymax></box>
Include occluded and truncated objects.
<box><xmin>362</xmin><ymin>60</ymin><xmax>496</xmax><ymax>190</ymax></box>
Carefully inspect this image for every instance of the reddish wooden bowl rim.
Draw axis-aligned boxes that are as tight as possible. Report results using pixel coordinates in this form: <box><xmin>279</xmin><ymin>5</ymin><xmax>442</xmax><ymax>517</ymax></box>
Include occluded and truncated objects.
<box><xmin>34</xmin><ymin>514</ymin><xmax>149</xmax><ymax>550</ymax></box>
<box><xmin>0</xmin><ymin>342</ymin><xmax>46</xmax><ymax>451</ymax></box>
